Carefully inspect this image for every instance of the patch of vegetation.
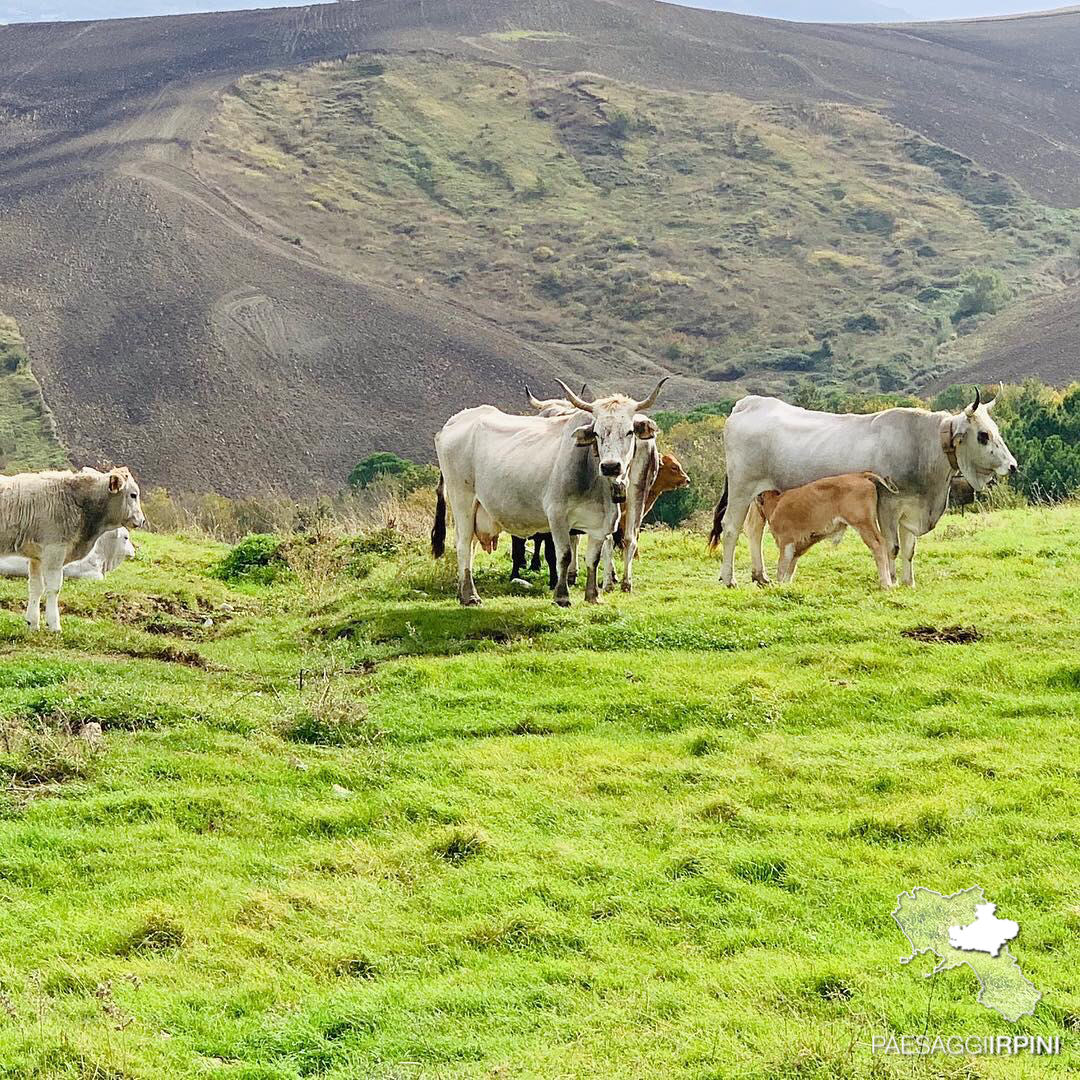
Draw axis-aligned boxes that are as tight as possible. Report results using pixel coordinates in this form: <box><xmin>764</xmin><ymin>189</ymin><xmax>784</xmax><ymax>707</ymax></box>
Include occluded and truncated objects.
<box><xmin>213</xmin><ymin>532</ymin><xmax>289</xmax><ymax>584</ymax></box>
<box><xmin>0</xmin><ymin>313</ymin><xmax>68</xmax><ymax>474</ymax></box>
<box><xmin>199</xmin><ymin>56</ymin><xmax>1080</xmax><ymax>396</ymax></box>
<box><xmin>348</xmin><ymin>452</ymin><xmax>438</xmax><ymax>493</ymax></box>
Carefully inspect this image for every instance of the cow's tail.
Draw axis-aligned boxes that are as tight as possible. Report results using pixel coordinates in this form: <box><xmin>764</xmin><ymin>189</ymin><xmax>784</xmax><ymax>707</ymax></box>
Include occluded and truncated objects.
<box><xmin>707</xmin><ymin>480</ymin><xmax>729</xmax><ymax>550</ymax></box>
<box><xmin>431</xmin><ymin>474</ymin><xmax>447</xmax><ymax>558</ymax></box>
<box><xmin>864</xmin><ymin>472</ymin><xmax>899</xmax><ymax>495</ymax></box>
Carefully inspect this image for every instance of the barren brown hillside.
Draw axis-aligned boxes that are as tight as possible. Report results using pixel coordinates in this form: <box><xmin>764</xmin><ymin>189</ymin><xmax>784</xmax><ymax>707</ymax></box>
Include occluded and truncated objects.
<box><xmin>1</xmin><ymin>1</ymin><xmax>1078</xmax><ymax>494</ymax></box>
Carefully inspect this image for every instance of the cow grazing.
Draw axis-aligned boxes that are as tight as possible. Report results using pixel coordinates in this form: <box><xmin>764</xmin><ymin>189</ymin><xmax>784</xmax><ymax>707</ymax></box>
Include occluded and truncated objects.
<box><xmin>709</xmin><ymin>388</ymin><xmax>1017</xmax><ymax>588</ymax></box>
<box><xmin>755</xmin><ymin>472</ymin><xmax>899</xmax><ymax>587</ymax></box>
<box><xmin>0</xmin><ymin>467</ymin><xmax>146</xmax><ymax>631</ymax></box>
<box><xmin>0</xmin><ymin>526</ymin><xmax>136</xmax><ymax>581</ymax></box>
<box><xmin>432</xmin><ymin>379</ymin><xmax>666</xmax><ymax>606</ymax></box>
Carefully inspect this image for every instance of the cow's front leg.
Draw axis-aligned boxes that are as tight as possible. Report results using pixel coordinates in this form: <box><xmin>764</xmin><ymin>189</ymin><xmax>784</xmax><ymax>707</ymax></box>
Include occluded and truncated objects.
<box><xmin>42</xmin><ymin>554</ymin><xmax>66</xmax><ymax>632</ymax></box>
<box><xmin>898</xmin><ymin>527</ymin><xmax>918</xmax><ymax>588</ymax></box>
<box><xmin>745</xmin><ymin>502</ymin><xmax>770</xmax><ymax>586</ymax></box>
<box><xmin>601</xmin><ymin>537</ymin><xmax>616</xmax><ymax>591</ymax></box>
<box><xmin>550</xmin><ymin>524</ymin><xmax>574</xmax><ymax>607</ymax></box>
<box><xmin>25</xmin><ymin>558</ymin><xmax>43</xmax><ymax>631</ymax></box>
<box><xmin>620</xmin><ymin>532</ymin><xmax>636</xmax><ymax>592</ymax></box>
<box><xmin>567</xmin><ymin>535</ymin><xmax>580</xmax><ymax>586</ymax></box>
<box><xmin>584</xmin><ymin>535</ymin><xmax>606</xmax><ymax>604</ymax></box>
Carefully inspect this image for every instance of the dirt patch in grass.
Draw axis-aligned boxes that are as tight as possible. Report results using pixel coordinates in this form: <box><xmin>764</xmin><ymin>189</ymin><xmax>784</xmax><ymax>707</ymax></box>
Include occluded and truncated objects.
<box><xmin>901</xmin><ymin>624</ymin><xmax>983</xmax><ymax>644</ymax></box>
<box><xmin>106</xmin><ymin>592</ymin><xmax>239</xmax><ymax>638</ymax></box>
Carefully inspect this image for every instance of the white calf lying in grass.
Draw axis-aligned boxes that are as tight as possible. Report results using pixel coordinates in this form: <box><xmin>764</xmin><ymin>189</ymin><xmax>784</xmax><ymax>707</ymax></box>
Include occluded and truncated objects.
<box><xmin>0</xmin><ymin>526</ymin><xmax>136</xmax><ymax>581</ymax></box>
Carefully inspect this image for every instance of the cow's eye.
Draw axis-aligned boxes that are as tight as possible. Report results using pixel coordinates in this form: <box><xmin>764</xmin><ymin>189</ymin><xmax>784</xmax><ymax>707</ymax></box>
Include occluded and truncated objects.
<box><xmin>130</xmin><ymin>492</ymin><xmax>137</xmax><ymax>499</ymax></box>
<box><xmin>977</xmin><ymin>431</ymin><xmax>990</xmax><ymax>445</ymax></box>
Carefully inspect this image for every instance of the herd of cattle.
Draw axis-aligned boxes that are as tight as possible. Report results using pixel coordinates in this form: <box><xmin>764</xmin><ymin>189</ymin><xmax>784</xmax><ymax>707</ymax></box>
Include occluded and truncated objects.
<box><xmin>431</xmin><ymin>380</ymin><xmax>1017</xmax><ymax>605</ymax></box>
<box><xmin>0</xmin><ymin>381</ymin><xmax>1018</xmax><ymax>629</ymax></box>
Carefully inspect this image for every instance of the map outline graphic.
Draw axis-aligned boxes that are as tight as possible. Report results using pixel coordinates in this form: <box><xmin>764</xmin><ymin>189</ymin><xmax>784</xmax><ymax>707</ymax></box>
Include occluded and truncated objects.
<box><xmin>892</xmin><ymin>885</ymin><xmax>1040</xmax><ymax>1022</ymax></box>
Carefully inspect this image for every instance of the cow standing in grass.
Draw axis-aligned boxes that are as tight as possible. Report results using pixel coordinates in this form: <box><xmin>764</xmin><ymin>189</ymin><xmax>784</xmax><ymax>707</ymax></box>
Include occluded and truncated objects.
<box><xmin>432</xmin><ymin>379</ymin><xmax>666</xmax><ymax>606</ymax></box>
<box><xmin>0</xmin><ymin>467</ymin><xmax>146</xmax><ymax>631</ymax></box>
<box><xmin>709</xmin><ymin>389</ymin><xmax>1017</xmax><ymax>588</ymax></box>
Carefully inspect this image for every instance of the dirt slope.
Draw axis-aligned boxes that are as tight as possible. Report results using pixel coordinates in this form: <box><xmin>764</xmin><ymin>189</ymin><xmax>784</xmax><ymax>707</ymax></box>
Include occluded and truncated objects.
<box><xmin>1</xmin><ymin>1</ymin><xmax>1079</xmax><ymax>493</ymax></box>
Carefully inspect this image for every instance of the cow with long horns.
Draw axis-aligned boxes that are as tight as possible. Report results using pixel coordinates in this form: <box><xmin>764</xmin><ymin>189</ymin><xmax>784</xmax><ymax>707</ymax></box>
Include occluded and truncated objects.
<box><xmin>709</xmin><ymin>387</ymin><xmax>1017</xmax><ymax>588</ymax></box>
<box><xmin>432</xmin><ymin>379</ymin><xmax>667</xmax><ymax>606</ymax></box>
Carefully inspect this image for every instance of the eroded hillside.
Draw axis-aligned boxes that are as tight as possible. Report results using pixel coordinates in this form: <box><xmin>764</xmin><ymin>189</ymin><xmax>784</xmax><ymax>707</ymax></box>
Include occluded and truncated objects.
<box><xmin>198</xmin><ymin>53</ymin><xmax>1080</xmax><ymax>396</ymax></box>
<box><xmin>2</xmin><ymin>1</ymin><xmax>1080</xmax><ymax>493</ymax></box>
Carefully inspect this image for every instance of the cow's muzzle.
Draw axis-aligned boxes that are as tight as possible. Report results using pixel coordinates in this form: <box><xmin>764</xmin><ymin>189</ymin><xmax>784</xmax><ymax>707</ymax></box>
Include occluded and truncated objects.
<box><xmin>600</xmin><ymin>461</ymin><xmax>621</xmax><ymax>477</ymax></box>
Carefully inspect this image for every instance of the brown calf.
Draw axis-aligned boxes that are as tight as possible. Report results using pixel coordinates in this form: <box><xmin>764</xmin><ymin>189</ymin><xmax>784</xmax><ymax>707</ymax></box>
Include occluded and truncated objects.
<box><xmin>756</xmin><ymin>472</ymin><xmax>899</xmax><ymax>588</ymax></box>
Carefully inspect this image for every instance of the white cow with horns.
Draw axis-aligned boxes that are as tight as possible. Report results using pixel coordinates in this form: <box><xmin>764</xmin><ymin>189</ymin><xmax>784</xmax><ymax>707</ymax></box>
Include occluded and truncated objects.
<box><xmin>432</xmin><ymin>379</ymin><xmax>667</xmax><ymax>606</ymax></box>
<box><xmin>709</xmin><ymin>388</ymin><xmax>1017</xmax><ymax>588</ymax></box>
<box><xmin>0</xmin><ymin>467</ymin><xmax>146</xmax><ymax>631</ymax></box>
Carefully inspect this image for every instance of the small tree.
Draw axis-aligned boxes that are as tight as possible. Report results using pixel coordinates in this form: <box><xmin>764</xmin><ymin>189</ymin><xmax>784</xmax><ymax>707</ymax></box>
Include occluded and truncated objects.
<box><xmin>952</xmin><ymin>270</ymin><xmax>1009</xmax><ymax>323</ymax></box>
<box><xmin>348</xmin><ymin>452</ymin><xmax>437</xmax><ymax>493</ymax></box>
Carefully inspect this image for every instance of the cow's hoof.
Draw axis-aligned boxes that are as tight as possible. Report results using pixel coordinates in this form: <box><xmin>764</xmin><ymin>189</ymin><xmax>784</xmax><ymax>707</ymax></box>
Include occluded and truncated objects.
<box><xmin>585</xmin><ymin>593</ymin><xmax>601</xmax><ymax>605</ymax></box>
<box><xmin>554</xmin><ymin>596</ymin><xmax>571</xmax><ymax>608</ymax></box>
<box><xmin>752</xmin><ymin>575</ymin><xmax>771</xmax><ymax>587</ymax></box>
<box><xmin>620</xmin><ymin>580</ymin><xmax>632</xmax><ymax>593</ymax></box>
<box><xmin>460</xmin><ymin>596</ymin><xmax>482</xmax><ymax>607</ymax></box>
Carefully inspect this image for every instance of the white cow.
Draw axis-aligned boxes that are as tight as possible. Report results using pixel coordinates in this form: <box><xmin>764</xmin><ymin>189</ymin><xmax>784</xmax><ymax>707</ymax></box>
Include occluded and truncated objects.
<box><xmin>709</xmin><ymin>388</ymin><xmax>1017</xmax><ymax>588</ymax></box>
<box><xmin>523</xmin><ymin>388</ymin><xmax>660</xmax><ymax>593</ymax></box>
<box><xmin>0</xmin><ymin>527</ymin><xmax>136</xmax><ymax>581</ymax></box>
<box><xmin>0</xmin><ymin>467</ymin><xmax>146</xmax><ymax>631</ymax></box>
<box><xmin>432</xmin><ymin>379</ymin><xmax>666</xmax><ymax>606</ymax></box>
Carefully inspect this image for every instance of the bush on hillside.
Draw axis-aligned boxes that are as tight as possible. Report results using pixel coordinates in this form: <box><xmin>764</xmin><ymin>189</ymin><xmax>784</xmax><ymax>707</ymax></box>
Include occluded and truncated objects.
<box><xmin>952</xmin><ymin>269</ymin><xmax>1009</xmax><ymax>323</ymax></box>
<box><xmin>348</xmin><ymin>452</ymin><xmax>438</xmax><ymax>494</ymax></box>
<box><xmin>214</xmin><ymin>533</ymin><xmax>289</xmax><ymax>584</ymax></box>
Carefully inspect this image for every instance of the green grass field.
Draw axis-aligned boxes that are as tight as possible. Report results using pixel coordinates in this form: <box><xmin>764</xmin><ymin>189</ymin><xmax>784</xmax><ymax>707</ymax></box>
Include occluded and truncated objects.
<box><xmin>0</xmin><ymin>505</ymin><xmax>1077</xmax><ymax>1078</ymax></box>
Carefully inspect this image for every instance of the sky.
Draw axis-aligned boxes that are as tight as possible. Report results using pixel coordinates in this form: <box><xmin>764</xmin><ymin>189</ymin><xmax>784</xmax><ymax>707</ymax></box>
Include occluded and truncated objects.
<box><xmin>0</xmin><ymin>0</ymin><xmax>1070</xmax><ymax>26</ymax></box>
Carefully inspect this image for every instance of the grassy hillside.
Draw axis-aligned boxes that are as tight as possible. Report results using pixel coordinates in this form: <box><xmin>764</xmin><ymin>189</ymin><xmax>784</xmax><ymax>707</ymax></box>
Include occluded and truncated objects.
<box><xmin>198</xmin><ymin>52</ymin><xmax>1080</xmax><ymax>397</ymax></box>
<box><xmin>0</xmin><ymin>505</ymin><xmax>1077</xmax><ymax>1076</ymax></box>
<box><xmin>0</xmin><ymin>314</ymin><xmax>68</xmax><ymax>474</ymax></box>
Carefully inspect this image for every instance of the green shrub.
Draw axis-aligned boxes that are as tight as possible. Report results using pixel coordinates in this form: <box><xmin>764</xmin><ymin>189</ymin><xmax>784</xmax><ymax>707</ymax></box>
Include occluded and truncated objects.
<box><xmin>952</xmin><ymin>269</ymin><xmax>1009</xmax><ymax>322</ymax></box>
<box><xmin>647</xmin><ymin>485</ymin><xmax>700</xmax><ymax>528</ymax></box>
<box><xmin>214</xmin><ymin>533</ymin><xmax>288</xmax><ymax>584</ymax></box>
<box><xmin>348</xmin><ymin>452</ymin><xmax>437</xmax><ymax>493</ymax></box>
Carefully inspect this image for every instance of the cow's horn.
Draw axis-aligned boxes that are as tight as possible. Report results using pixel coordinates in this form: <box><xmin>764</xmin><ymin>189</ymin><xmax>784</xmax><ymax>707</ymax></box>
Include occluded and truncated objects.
<box><xmin>525</xmin><ymin>386</ymin><xmax>547</xmax><ymax>411</ymax></box>
<box><xmin>968</xmin><ymin>386</ymin><xmax>981</xmax><ymax>413</ymax></box>
<box><xmin>635</xmin><ymin>376</ymin><xmax>670</xmax><ymax>412</ymax></box>
<box><xmin>556</xmin><ymin>379</ymin><xmax>593</xmax><ymax>413</ymax></box>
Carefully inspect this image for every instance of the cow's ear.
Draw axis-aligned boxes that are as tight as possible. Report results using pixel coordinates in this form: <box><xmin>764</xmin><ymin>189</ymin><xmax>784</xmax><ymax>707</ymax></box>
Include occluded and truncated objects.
<box><xmin>574</xmin><ymin>425</ymin><xmax>597</xmax><ymax>446</ymax></box>
<box><xmin>108</xmin><ymin>472</ymin><xmax>124</xmax><ymax>493</ymax></box>
<box><xmin>634</xmin><ymin>417</ymin><xmax>657</xmax><ymax>440</ymax></box>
